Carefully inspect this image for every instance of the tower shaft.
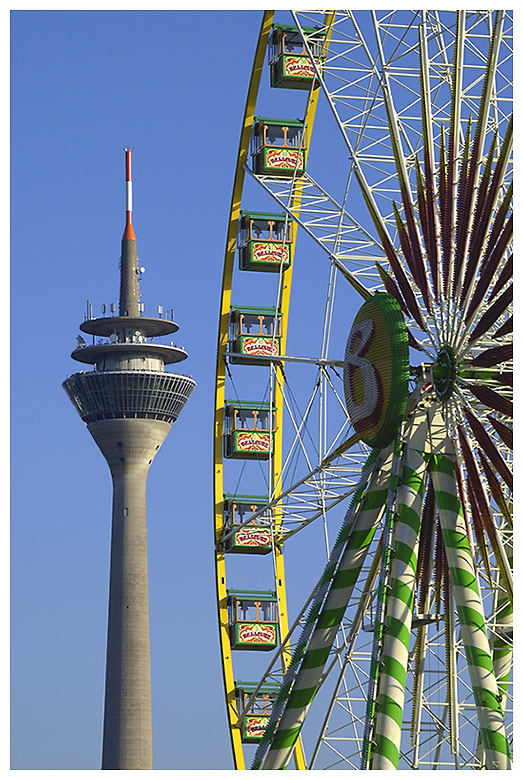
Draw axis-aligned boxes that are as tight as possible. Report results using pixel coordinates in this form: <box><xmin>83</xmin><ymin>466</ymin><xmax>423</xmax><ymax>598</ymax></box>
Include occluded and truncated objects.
<box><xmin>90</xmin><ymin>418</ymin><xmax>171</xmax><ymax>769</ymax></box>
<box><xmin>63</xmin><ymin>149</ymin><xmax>195</xmax><ymax>769</ymax></box>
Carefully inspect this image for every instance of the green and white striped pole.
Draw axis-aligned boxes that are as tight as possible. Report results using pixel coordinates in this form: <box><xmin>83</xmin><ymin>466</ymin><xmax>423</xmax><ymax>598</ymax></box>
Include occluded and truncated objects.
<box><xmin>492</xmin><ymin>577</ymin><xmax>512</xmax><ymax>712</ymax></box>
<box><xmin>370</xmin><ymin>423</ymin><xmax>428</xmax><ymax>769</ymax></box>
<box><xmin>360</xmin><ymin>434</ymin><xmax>404</xmax><ymax>769</ymax></box>
<box><xmin>476</xmin><ymin>535</ymin><xmax>512</xmax><ymax>767</ymax></box>
<box><xmin>492</xmin><ymin>531</ymin><xmax>512</xmax><ymax>712</ymax></box>
<box><xmin>430</xmin><ymin>446</ymin><xmax>511</xmax><ymax>770</ymax></box>
<box><xmin>250</xmin><ymin>449</ymin><xmax>383</xmax><ymax>769</ymax></box>
<box><xmin>257</xmin><ymin>448</ymin><xmax>395</xmax><ymax>770</ymax></box>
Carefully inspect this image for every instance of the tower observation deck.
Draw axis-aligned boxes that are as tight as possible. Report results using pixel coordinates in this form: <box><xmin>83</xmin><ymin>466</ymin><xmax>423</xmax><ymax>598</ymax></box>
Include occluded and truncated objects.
<box><xmin>63</xmin><ymin>149</ymin><xmax>195</xmax><ymax>769</ymax></box>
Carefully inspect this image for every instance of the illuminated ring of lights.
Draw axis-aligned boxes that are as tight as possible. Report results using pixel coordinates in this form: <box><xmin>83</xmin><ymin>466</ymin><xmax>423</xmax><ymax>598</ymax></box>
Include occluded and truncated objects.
<box><xmin>343</xmin><ymin>292</ymin><xmax>409</xmax><ymax>449</ymax></box>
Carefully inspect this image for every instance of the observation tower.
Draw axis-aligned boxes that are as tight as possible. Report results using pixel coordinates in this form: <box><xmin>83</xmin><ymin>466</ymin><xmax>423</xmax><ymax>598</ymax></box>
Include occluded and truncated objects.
<box><xmin>63</xmin><ymin>149</ymin><xmax>196</xmax><ymax>769</ymax></box>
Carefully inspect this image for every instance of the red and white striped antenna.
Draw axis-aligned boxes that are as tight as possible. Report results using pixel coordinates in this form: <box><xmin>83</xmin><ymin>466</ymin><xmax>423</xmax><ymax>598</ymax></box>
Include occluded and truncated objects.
<box><xmin>123</xmin><ymin>147</ymin><xmax>136</xmax><ymax>240</ymax></box>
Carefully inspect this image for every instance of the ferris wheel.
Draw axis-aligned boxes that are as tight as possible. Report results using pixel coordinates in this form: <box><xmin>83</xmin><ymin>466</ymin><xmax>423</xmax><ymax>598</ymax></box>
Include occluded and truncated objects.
<box><xmin>213</xmin><ymin>10</ymin><xmax>512</xmax><ymax>771</ymax></box>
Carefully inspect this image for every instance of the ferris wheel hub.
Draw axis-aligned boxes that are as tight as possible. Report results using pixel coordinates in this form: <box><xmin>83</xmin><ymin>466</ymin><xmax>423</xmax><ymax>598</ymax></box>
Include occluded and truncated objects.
<box><xmin>433</xmin><ymin>345</ymin><xmax>456</xmax><ymax>401</ymax></box>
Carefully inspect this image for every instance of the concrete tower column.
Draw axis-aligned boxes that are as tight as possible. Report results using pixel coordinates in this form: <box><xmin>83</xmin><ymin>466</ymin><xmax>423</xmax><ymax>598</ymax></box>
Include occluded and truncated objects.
<box><xmin>88</xmin><ymin>418</ymin><xmax>171</xmax><ymax>769</ymax></box>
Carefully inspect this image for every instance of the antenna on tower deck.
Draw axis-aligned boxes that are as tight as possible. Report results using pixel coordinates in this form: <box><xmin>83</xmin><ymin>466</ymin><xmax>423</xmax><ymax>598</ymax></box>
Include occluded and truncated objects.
<box><xmin>122</xmin><ymin>147</ymin><xmax>136</xmax><ymax>241</ymax></box>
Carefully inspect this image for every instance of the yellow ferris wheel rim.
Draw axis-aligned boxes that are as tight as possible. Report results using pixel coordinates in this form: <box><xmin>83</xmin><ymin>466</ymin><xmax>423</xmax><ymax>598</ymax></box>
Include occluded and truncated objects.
<box><xmin>212</xmin><ymin>10</ymin><xmax>336</xmax><ymax>770</ymax></box>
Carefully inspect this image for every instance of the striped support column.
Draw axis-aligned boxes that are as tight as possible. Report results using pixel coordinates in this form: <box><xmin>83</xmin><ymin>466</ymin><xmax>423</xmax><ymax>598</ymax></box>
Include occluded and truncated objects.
<box><xmin>250</xmin><ymin>450</ymin><xmax>383</xmax><ymax>770</ymax></box>
<box><xmin>477</xmin><ymin>537</ymin><xmax>512</xmax><ymax>767</ymax></box>
<box><xmin>492</xmin><ymin>606</ymin><xmax>512</xmax><ymax>712</ymax></box>
<box><xmin>492</xmin><ymin>536</ymin><xmax>512</xmax><ymax>712</ymax></box>
<box><xmin>361</xmin><ymin>435</ymin><xmax>404</xmax><ymax>768</ymax></box>
<box><xmin>260</xmin><ymin>449</ymin><xmax>395</xmax><ymax>770</ymax></box>
<box><xmin>251</xmin><ymin>450</ymin><xmax>383</xmax><ymax>770</ymax></box>
<box><xmin>370</xmin><ymin>446</ymin><xmax>428</xmax><ymax>769</ymax></box>
<box><xmin>430</xmin><ymin>452</ymin><xmax>511</xmax><ymax>769</ymax></box>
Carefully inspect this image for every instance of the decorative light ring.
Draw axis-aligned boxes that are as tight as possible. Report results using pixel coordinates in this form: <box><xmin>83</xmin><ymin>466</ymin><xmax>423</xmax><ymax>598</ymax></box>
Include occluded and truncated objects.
<box><xmin>344</xmin><ymin>292</ymin><xmax>409</xmax><ymax>448</ymax></box>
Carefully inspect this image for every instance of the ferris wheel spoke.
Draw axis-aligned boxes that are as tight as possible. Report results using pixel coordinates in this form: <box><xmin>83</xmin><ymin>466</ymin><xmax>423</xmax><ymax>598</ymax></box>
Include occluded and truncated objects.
<box><xmin>492</xmin><ymin>315</ymin><xmax>512</xmax><ymax>341</ymax></box>
<box><xmin>363</xmin><ymin>188</ymin><xmax>428</xmax><ymax>331</ymax></box>
<box><xmin>460</xmin><ymin>407</ymin><xmax>512</xmax><ymax>492</ymax></box>
<box><xmin>468</xmin><ymin>343</ymin><xmax>512</xmax><ymax>369</ymax></box>
<box><xmin>477</xmin><ymin>451</ymin><xmax>511</xmax><ymax>528</ymax></box>
<box><xmin>321</xmin><ymin>368</ymin><xmax>353</xmax><ymax>423</ymax></box>
<box><xmin>296</xmin><ymin>12</ymin><xmax>433</xmax><ymax>334</ymax></box>
<box><xmin>492</xmin><ymin>313</ymin><xmax>514</xmax><ymax>339</ymax></box>
<box><xmin>374</xmin><ymin>261</ymin><xmax>410</xmax><ymax>323</ymax></box>
<box><xmin>464</xmin><ymin>213</ymin><xmax>513</xmax><ymax>326</ymax></box>
<box><xmin>488</xmin><ymin>253</ymin><xmax>512</xmax><ymax>303</ymax></box>
<box><xmin>486</xmin><ymin>414</ymin><xmax>512</xmax><ymax>451</ymax></box>
<box><xmin>455</xmin><ymin>453</ymin><xmax>494</xmax><ymax>588</ymax></box>
<box><xmin>491</xmin><ymin>361</ymin><xmax>512</xmax><ymax>383</ymax></box>
<box><xmin>440</xmin><ymin>12</ymin><xmax>510</xmax><ymax>335</ymax></box>
<box><xmin>428</xmin><ymin>444</ymin><xmax>511</xmax><ymax>769</ymax></box>
<box><xmin>392</xmin><ymin>201</ymin><xmax>431</xmax><ymax>313</ymax></box>
<box><xmin>456</xmin><ymin>427</ymin><xmax>512</xmax><ymax>601</ymax></box>
<box><xmin>467</xmin><ymin>285</ymin><xmax>512</xmax><ymax>344</ymax></box>
<box><xmin>461</xmin><ymin>176</ymin><xmax>512</xmax><ymax>325</ymax></box>
<box><xmin>374</xmin><ymin>263</ymin><xmax>436</xmax><ymax>357</ymax></box>
<box><xmin>442</xmin><ymin>11</ymin><xmax>464</xmax><ymax>298</ymax></box>
<box><xmin>319</xmin><ymin>261</ymin><xmax>339</xmax><ymax>363</ymax></box>
<box><xmin>368</xmin><ymin>11</ymin><xmax>433</xmax><ymax>312</ymax></box>
<box><xmin>461</xmin><ymin>382</ymin><xmax>512</xmax><ymax>421</ymax></box>
<box><xmin>273</xmin><ymin>370</ymin><xmax>321</xmax><ymax>479</ymax></box>
<box><xmin>463</xmin><ymin>168</ymin><xmax>512</xmax><ymax>314</ymax></box>
<box><xmin>418</xmin><ymin>21</ymin><xmax>441</xmax><ymax>299</ymax></box>
<box><xmin>456</xmin><ymin>330</ymin><xmax>512</xmax><ymax>370</ymax></box>
<box><xmin>458</xmin><ymin>11</ymin><xmax>508</xmax><ymax>267</ymax></box>
<box><xmin>244</xmin><ymin>166</ymin><xmax>384</xmax><ymax>291</ymax></box>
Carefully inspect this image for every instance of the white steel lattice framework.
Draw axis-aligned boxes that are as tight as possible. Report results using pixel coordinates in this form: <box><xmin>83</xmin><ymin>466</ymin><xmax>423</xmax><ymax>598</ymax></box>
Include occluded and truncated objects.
<box><xmin>214</xmin><ymin>10</ymin><xmax>512</xmax><ymax>771</ymax></box>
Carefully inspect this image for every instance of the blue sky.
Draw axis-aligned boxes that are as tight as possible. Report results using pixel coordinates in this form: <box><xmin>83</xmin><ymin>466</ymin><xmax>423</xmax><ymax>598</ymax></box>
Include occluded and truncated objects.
<box><xmin>12</xmin><ymin>8</ymin><xmax>510</xmax><ymax>772</ymax></box>
<box><xmin>11</xmin><ymin>9</ymin><xmax>266</xmax><ymax>769</ymax></box>
<box><xmin>11</xmin><ymin>7</ymin><xmax>360</xmax><ymax>769</ymax></box>
<box><xmin>12</xmin><ymin>8</ymin><xmax>361</xmax><ymax>771</ymax></box>
<box><xmin>11</xmin><ymin>7</ymin><xmax>426</xmax><ymax>771</ymax></box>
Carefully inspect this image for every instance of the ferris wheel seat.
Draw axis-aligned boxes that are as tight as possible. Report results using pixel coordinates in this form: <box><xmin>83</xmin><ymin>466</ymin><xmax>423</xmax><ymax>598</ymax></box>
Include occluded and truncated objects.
<box><xmin>251</xmin><ymin>148</ymin><xmax>305</xmax><ymax>178</ymax></box>
<box><xmin>251</xmin><ymin>117</ymin><xmax>307</xmax><ymax>178</ymax></box>
<box><xmin>235</xmin><ymin>681</ymin><xmax>280</xmax><ymax>742</ymax></box>
<box><xmin>269</xmin><ymin>24</ymin><xmax>326</xmax><ymax>90</ymax></box>
<box><xmin>228</xmin><ymin>305</ymin><xmax>282</xmax><ymax>365</ymax></box>
<box><xmin>223</xmin><ymin>400</ymin><xmax>276</xmax><ymax>459</ymax></box>
<box><xmin>227</xmin><ymin>590</ymin><xmax>280</xmax><ymax>650</ymax></box>
<box><xmin>239</xmin><ymin>240</ymin><xmax>292</xmax><ymax>272</ymax></box>
<box><xmin>238</xmin><ymin>211</ymin><xmax>292</xmax><ymax>272</ymax></box>
<box><xmin>241</xmin><ymin>714</ymin><xmax>271</xmax><ymax>743</ymax></box>
<box><xmin>222</xmin><ymin>495</ymin><xmax>274</xmax><ymax>554</ymax></box>
<box><xmin>230</xmin><ymin>621</ymin><xmax>279</xmax><ymax>650</ymax></box>
<box><xmin>223</xmin><ymin>529</ymin><xmax>273</xmax><ymax>554</ymax></box>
